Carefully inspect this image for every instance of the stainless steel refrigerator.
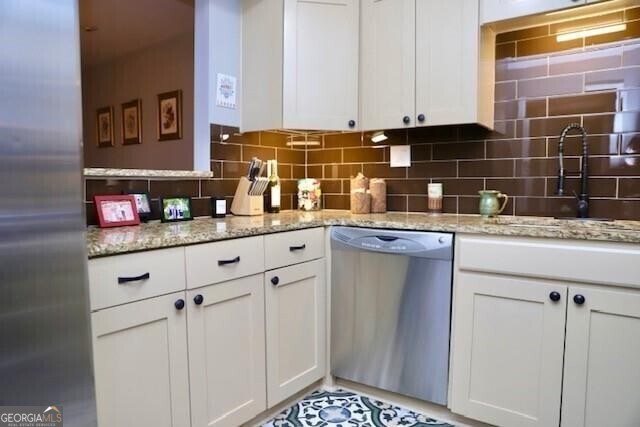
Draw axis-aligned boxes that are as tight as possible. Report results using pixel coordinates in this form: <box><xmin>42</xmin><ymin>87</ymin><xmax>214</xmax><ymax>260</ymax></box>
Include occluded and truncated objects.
<box><xmin>0</xmin><ymin>1</ymin><xmax>97</xmax><ymax>425</ymax></box>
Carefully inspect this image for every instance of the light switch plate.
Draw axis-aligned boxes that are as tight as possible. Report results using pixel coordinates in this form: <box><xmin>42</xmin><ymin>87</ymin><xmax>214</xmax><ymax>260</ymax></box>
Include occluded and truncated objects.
<box><xmin>390</xmin><ymin>145</ymin><xmax>411</xmax><ymax>167</ymax></box>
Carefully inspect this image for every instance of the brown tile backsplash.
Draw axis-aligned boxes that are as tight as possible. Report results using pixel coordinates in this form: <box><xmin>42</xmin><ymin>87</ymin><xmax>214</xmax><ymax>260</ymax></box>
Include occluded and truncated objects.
<box><xmin>549</xmin><ymin>46</ymin><xmax>622</xmax><ymax>75</ymax></box>
<box><xmin>86</xmin><ymin>14</ymin><xmax>640</xmax><ymax>225</ymax></box>
<box><xmin>548</xmin><ymin>92</ymin><xmax>617</xmax><ymax>116</ymax></box>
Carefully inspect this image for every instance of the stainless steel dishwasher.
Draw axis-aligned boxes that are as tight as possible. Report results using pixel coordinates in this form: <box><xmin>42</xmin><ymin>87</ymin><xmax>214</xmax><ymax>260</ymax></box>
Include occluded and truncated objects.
<box><xmin>330</xmin><ymin>226</ymin><xmax>453</xmax><ymax>405</ymax></box>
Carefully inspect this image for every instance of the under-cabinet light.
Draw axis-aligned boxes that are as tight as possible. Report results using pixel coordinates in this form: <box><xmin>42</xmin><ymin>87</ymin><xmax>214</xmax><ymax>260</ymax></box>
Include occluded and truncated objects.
<box><xmin>371</xmin><ymin>131</ymin><xmax>388</xmax><ymax>144</ymax></box>
<box><xmin>556</xmin><ymin>23</ymin><xmax>626</xmax><ymax>42</ymax></box>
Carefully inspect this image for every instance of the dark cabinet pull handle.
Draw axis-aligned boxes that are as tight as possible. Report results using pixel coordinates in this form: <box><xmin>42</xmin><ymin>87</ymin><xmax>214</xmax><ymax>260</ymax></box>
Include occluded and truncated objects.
<box><xmin>549</xmin><ymin>291</ymin><xmax>561</xmax><ymax>302</ymax></box>
<box><xmin>348</xmin><ymin>120</ymin><xmax>356</xmax><ymax>128</ymax></box>
<box><xmin>573</xmin><ymin>294</ymin><xmax>586</xmax><ymax>305</ymax></box>
<box><xmin>218</xmin><ymin>256</ymin><xmax>240</xmax><ymax>266</ymax></box>
<box><xmin>193</xmin><ymin>294</ymin><xmax>204</xmax><ymax>305</ymax></box>
<box><xmin>175</xmin><ymin>299</ymin><xmax>185</xmax><ymax>310</ymax></box>
<box><xmin>417</xmin><ymin>114</ymin><xmax>425</xmax><ymax>122</ymax></box>
<box><xmin>118</xmin><ymin>272</ymin><xmax>150</xmax><ymax>284</ymax></box>
<box><xmin>403</xmin><ymin>116</ymin><xmax>411</xmax><ymax>124</ymax></box>
<box><xmin>289</xmin><ymin>244</ymin><xmax>306</xmax><ymax>252</ymax></box>
<box><xmin>271</xmin><ymin>276</ymin><xmax>279</xmax><ymax>286</ymax></box>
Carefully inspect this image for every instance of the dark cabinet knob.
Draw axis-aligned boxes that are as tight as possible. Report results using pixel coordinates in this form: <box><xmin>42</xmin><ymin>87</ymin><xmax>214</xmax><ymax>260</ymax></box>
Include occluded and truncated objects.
<box><xmin>549</xmin><ymin>291</ymin><xmax>561</xmax><ymax>302</ymax></box>
<box><xmin>348</xmin><ymin>120</ymin><xmax>356</xmax><ymax>128</ymax></box>
<box><xmin>417</xmin><ymin>114</ymin><xmax>425</xmax><ymax>122</ymax></box>
<box><xmin>174</xmin><ymin>299</ymin><xmax>185</xmax><ymax>310</ymax></box>
<box><xmin>193</xmin><ymin>294</ymin><xmax>204</xmax><ymax>305</ymax></box>
<box><xmin>271</xmin><ymin>276</ymin><xmax>279</xmax><ymax>286</ymax></box>
<box><xmin>403</xmin><ymin>116</ymin><xmax>411</xmax><ymax>124</ymax></box>
<box><xmin>573</xmin><ymin>294</ymin><xmax>586</xmax><ymax>305</ymax></box>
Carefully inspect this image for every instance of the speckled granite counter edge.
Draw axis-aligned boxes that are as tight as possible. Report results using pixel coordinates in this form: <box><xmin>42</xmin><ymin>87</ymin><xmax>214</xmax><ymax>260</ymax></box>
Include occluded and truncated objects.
<box><xmin>84</xmin><ymin>167</ymin><xmax>213</xmax><ymax>179</ymax></box>
<box><xmin>87</xmin><ymin>211</ymin><xmax>640</xmax><ymax>258</ymax></box>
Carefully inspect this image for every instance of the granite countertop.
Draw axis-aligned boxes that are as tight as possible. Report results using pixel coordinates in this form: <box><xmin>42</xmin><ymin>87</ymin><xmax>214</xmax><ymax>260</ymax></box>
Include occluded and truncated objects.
<box><xmin>86</xmin><ymin>210</ymin><xmax>640</xmax><ymax>258</ymax></box>
<box><xmin>84</xmin><ymin>168</ymin><xmax>213</xmax><ymax>179</ymax></box>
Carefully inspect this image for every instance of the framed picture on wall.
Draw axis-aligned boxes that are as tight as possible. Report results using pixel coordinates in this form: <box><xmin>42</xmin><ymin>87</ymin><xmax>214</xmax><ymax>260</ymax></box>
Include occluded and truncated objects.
<box><xmin>157</xmin><ymin>90</ymin><xmax>182</xmax><ymax>141</ymax></box>
<box><xmin>96</xmin><ymin>106</ymin><xmax>114</xmax><ymax>147</ymax></box>
<box><xmin>121</xmin><ymin>99</ymin><xmax>142</xmax><ymax>145</ymax></box>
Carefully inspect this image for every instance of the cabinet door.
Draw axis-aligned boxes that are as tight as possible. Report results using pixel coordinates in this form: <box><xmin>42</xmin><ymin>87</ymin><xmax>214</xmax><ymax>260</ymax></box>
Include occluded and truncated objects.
<box><xmin>187</xmin><ymin>275</ymin><xmax>266</xmax><ymax>427</ymax></box>
<box><xmin>450</xmin><ymin>272</ymin><xmax>566</xmax><ymax>427</ymax></box>
<box><xmin>92</xmin><ymin>292</ymin><xmax>190</xmax><ymax>427</ymax></box>
<box><xmin>360</xmin><ymin>0</ymin><xmax>415</xmax><ymax>131</ymax></box>
<box><xmin>562</xmin><ymin>287</ymin><xmax>640</xmax><ymax>427</ymax></box>
<box><xmin>481</xmin><ymin>0</ymin><xmax>585</xmax><ymax>24</ymax></box>
<box><xmin>283</xmin><ymin>0</ymin><xmax>359</xmax><ymax>130</ymax></box>
<box><xmin>416</xmin><ymin>0</ymin><xmax>479</xmax><ymax>126</ymax></box>
<box><xmin>265</xmin><ymin>258</ymin><xmax>326</xmax><ymax>407</ymax></box>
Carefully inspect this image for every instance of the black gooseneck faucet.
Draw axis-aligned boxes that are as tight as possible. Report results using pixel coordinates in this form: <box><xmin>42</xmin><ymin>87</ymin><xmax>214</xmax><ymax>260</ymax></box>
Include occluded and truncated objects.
<box><xmin>557</xmin><ymin>123</ymin><xmax>589</xmax><ymax>218</ymax></box>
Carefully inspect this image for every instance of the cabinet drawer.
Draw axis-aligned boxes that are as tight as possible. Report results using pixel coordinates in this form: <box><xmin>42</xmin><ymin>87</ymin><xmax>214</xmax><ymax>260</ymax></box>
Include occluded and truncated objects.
<box><xmin>88</xmin><ymin>248</ymin><xmax>186</xmax><ymax>311</ymax></box>
<box><xmin>265</xmin><ymin>228</ymin><xmax>325</xmax><ymax>270</ymax></box>
<box><xmin>457</xmin><ymin>235</ymin><xmax>640</xmax><ymax>288</ymax></box>
<box><xmin>185</xmin><ymin>236</ymin><xmax>264</xmax><ymax>289</ymax></box>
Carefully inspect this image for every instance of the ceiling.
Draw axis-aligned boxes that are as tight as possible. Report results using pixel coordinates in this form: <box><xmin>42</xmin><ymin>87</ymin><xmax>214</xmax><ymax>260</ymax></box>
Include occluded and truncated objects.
<box><xmin>80</xmin><ymin>0</ymin><xmax>194</xmax><ymax>67</ymax></box>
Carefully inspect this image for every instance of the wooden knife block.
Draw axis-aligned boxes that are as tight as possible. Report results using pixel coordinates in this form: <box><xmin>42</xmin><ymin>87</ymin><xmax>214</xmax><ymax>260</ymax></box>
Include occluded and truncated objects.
<box><xmin>231</xmin><ymin>177</ymin><xmax>264</xmax><ymax>216</ymax></box>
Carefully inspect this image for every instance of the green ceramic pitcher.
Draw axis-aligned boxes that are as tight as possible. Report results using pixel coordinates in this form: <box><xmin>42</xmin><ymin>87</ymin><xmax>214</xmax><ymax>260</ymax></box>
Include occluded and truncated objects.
<box><xmin>478</xmin><ymin>190</ymin><xmax>509</xmax><ymax>217</ymax></box>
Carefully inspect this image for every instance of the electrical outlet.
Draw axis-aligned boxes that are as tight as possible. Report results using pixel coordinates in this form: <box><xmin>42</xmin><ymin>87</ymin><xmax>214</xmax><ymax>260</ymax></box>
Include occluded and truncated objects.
<box><xmin>390</xmin><ymin>145</ymin><xmax>411</xmax><ymax>167</ymax></box>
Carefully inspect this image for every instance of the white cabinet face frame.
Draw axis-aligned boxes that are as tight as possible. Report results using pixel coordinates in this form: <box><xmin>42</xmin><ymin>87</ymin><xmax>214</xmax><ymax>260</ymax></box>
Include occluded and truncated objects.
<box><xmin>186</xmin><ymin>274</ymin><xmax>266</xmax><ymax>427</ymax></box>
<box><xmin>561</xmin><ymin>286</ymin><xmax>640</xmax><ymax>427</ymax></box>
<box><xmin>265</xmin><ymin>258</ymin><xmax>327</xmax><ymax>407</ymax></box>
<box><xmin>450</xmin><ymin>272</ymin><xmax>567</xmax><ymax>427</ymax></box>
<box><xmin>91</xmin><ymin>292</ymin><xmax>191</xmax><ymax>427</ymax></box>
<box><xmin>283</xmin><ymin>0</ymin><xmax>359</xmax><ymax>130</ymax></box>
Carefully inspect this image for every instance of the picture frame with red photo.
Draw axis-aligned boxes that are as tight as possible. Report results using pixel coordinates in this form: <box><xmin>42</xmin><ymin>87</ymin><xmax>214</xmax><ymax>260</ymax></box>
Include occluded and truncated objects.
<box><xmin>94</xmin><ymin>195</ymin><xmax>141</xmax><ymax>228</ymax></box>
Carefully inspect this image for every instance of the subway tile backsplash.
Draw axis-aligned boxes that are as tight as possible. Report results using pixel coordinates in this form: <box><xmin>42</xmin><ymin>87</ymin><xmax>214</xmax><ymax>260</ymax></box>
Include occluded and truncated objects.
<box><xmin>85</xmin><ymin>8</ymin><xmax>640</xmax><ymax>224</ymax></box>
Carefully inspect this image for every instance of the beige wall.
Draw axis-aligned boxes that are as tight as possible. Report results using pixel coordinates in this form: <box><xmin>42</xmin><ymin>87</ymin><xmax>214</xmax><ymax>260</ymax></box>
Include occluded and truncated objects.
<box><xmin>82</xmin><ymin>33</ymin><xmax>194</xmax><ymax>170</ymax></box>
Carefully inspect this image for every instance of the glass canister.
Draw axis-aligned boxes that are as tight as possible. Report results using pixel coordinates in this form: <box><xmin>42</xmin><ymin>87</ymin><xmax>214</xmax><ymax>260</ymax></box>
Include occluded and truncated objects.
<box><xmin>297</xmin><ymin>179</ymin><xmax>322</xmax><ymax>211</ymax></box>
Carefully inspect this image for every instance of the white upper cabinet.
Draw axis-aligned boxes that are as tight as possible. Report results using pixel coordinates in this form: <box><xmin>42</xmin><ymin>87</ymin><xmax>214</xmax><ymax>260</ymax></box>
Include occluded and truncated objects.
<box><xmin>562</xmin><ymin>287</ymin><xmax>640</xmax><ymax>427</ymax></box>
<box><xmin>360</xmin><ymin>0</ymin><xmax>416</xmax><ymax>131</ymax></box>
<box><xmin>242</xmin><ymin>0</ymin><xmax>359</xmax><ymax>132</ymax></box>
<box><xmin>416</xmin><ymin>0</ymin><xmax>491</xmax><ymax>127</ymax></box>
<box><xmin>481</xmin><ymin>0</ymin><xmax>586</xmax><ymax>24</ymax></box>
<box><xmin>283</xmin><ymin>0</ymin><xmax>359</xmax><ymax>130</ymax></box>
<box><xmin>360</xmin><ymin>0</ymin><xmax>494</xmax><ymax>131</ymax></box>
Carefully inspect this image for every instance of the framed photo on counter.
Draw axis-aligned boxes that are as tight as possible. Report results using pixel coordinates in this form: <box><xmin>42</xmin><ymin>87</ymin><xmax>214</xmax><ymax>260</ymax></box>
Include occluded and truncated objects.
<box><xmin>160</xmin><ymin>196</ymin><xmax>193</xmax><ymax>222</ymax></box>
<box><xmin>121</xmin><ymin>99</ymin><xmax>142</xmax><ymax>145</ymax></box>
<box><xmin>125</xmin><ymin>191</ymin><xmax>152</xmax><ymax>222</ymax></box>
<box><xmin>94</xmin><ymin>195</ymin><xmax>140</xmax><ymax>228</ymax></box>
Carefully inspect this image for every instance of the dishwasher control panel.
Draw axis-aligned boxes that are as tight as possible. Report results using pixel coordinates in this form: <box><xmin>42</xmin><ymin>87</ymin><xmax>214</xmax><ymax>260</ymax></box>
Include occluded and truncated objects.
<box><xmin>331</xmin><ymin>227</ymin><xmax>453</xmax><ymax>260</ymax></box>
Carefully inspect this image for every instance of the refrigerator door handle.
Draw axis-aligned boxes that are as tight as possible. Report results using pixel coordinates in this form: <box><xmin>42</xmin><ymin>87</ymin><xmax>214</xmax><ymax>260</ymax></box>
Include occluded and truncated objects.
<box><xmin>117</xmin><ymin>272</ymin><xmax>151</xmax><ymax>284</ymax></box>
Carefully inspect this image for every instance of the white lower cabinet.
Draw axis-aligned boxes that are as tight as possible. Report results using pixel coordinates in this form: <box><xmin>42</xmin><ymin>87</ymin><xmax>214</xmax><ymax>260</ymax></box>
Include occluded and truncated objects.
<box><xmin>561</xmin><ymin>287</ymin><xmax>640</xmax><ymax>427</ymax></box>
<box><xmin>452</xmin><ymin>235</ymin><xmax>640</xmax><ymax>427</ymax></box>
<box><xmin>92</xmin><ymin>292</ymin><xmax>191</xmax><ymax>427</ymax></box>
<box><xmin>450</xmin><ymin>272</ymin><xmax>566</xmax><ymax>427</ymax></box>
<box><xmin>265</xmin><ymin>258</ymin><xmax>326</xmax><ymax>407</ymax></box>
<box><xmin>186</xmin><ymin>274</ymin><xmax>266</xmax><ymax>427</ymax></box>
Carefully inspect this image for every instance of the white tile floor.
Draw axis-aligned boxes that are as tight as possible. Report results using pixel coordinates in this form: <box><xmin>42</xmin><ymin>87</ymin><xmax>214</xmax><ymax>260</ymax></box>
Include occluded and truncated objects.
<box><xmin>262</xmin><ymin>389</ymin><xmax>455</xmax><ymax>426</ymax></box>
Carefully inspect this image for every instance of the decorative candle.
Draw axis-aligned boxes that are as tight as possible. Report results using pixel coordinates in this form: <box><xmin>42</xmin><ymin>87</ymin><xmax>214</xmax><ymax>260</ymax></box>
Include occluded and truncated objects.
<box><xmin>428</xmin><ymin>183</ymin><xmax>443</xmax><ymax>213</ymax></box>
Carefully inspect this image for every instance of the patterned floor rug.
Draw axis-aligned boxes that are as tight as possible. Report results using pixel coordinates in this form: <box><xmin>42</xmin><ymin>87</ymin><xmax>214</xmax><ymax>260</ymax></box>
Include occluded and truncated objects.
<box><xmin>262</xmin><ymin>389</ymin><xmax>455</xmax><ymax>427</ymax></box>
